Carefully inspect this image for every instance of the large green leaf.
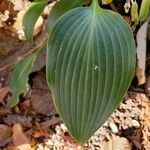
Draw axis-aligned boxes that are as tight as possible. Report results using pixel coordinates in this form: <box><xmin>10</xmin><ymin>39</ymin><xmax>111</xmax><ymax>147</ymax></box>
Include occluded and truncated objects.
<box><xmin>46</xmin><ymin>0</ymin><xmax>87</xmax><ymax>33</ymax></box>
<box><xmin>23</xmin><ymin>0</ymin><xmax>48</xmax><ymax>42</ymax></box>
<box><xmin>8</xmin><ymin>50</ymin><xmax>39</xmax><ymax>107</ymax></box>
<box><xmin>46</xmin><ymin>0</ymin><xmax>136</xmax><ymax>144</ymax></box>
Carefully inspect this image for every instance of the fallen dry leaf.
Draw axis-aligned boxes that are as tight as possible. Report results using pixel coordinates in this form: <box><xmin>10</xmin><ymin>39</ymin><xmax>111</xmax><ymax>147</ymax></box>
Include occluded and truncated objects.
<box><xmin>4</xmin><ymin>114</ymin><xmax>32</xmax><ymax>128</ymax></box>
<box><xmin>0</xmin><ymin>137</ymin><xmax>12</xmax><ymax>147</ymax></box>
<box><xmin>30</xmin><ymin>89</ymin><xmax>56</xmax><ymax>115</ymax></box>
<box><xmin>31</xmin><ymin>71</ymin><xmax>48</xmax><ymax>91</ymax></box>
<box><xmin>136</xmin><ymin>18</ymin><xmax>150</xmax><ymax>85</ymax></box>
<box><xmin>101</xmin><ymin>135</ymin><xmax>131</xmax><ymax>150</ymax></box>
<box><xmin>41</xmin><ymin>118</ymin><xmax>61</xmax><ymax>131</ymax></box>
<box><xmin>33</xmin><ymin>122</ymin><xmax>49</xmax><ymax>138</ymax></box>
<box><xmin>13</xmin><ymin>123</ymin><xmax>32</xmax><ymax>150</ymax></box>
<box><xmin>0</xmin><ymin>86</ymin><xmax>9</xmax><ymax>102</ymax></box>
<box><xmin>0</xmin><ymin>124</ymin><xmax>12</xmax><ymax>140</ymax></box>
<box><xmin>0</xmin><ymin>10</ymin><xmax>10</xmax><ymax>27</ymax></box>
<box><xmin>19</xmin><ymin>99</ymin><xmax>31</xmax><ymax>111</ymax></box>
<box><xmin>0</xmin><ymin>106</ymin><xmax>11</xmax><ymax>116</ymax></box>
<box><xmin>4</xmin><ymin>144</ymin><xmax>17</xmax><ymax>150</ymax></box>
<box><xmin>11</xmin><ymin>0</ymin><xmax>28</xmax><ymax>11</ymax></box>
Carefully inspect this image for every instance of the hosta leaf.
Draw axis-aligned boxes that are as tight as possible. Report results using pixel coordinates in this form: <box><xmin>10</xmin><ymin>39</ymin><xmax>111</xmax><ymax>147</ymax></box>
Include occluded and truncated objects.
<box><xmin>46</xmin><ymin>0</ymin><xmax>136</xmax><ymax>144</ymax></box>
<box><xmin>23</xmin><ymin>0</ymin><xmax>48</xmax><ymax>42</ymax></box>
<box><xmin>139</xmin><ymin>0</ymin><xmax>150</xmax><ymax>22</ymax></box>
<box><xmin>8</xmin><ymin>51</ymin><xmax>39</xmax><ymax>107</ymax></box>
<box><xmin>46</xmin><ymin>0</ymin><xmax>87</xmax><ymax>33</ymax></box>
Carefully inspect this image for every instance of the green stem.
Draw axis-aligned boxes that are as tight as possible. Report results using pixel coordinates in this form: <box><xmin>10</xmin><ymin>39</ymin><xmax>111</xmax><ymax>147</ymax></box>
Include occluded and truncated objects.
<box><xmin>91</xmin><ymin>0</ymin><xmax>101</xmax><ymax>12</ymax></box>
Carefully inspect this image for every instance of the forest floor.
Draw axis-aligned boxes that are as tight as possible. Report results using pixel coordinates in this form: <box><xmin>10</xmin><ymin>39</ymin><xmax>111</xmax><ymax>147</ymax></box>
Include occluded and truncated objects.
<box><xmin>0</xmin><ymin>70</ymin><xmax>150</xmax><ymax>150</ymax></box>
<box><xmin>0</xmin><ymin>0</ymin><xmax>150</xmax><ymax>150</ymax></box>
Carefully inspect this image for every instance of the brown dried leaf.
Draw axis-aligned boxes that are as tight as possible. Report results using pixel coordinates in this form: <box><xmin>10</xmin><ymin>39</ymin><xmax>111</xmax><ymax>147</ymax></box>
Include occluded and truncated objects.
<box><xmin>4</xmin><ymin>144</ymin><xmax>17</xmax><ymax>150</ymax></box>
<box><xmin>101</xmin><ymin>135</ymin><xmax>131</xmax><ymax>150</ymax></box>
<box><xmin>19</xmin><ymin>99</ymin><xmax>31</xmax><ymax>111</ymax></box>
<box><xmin>0</xmin><ymin>124</ymin><xmax>12</xmax><ymax>140</ymax></box>
<box><xmin>13</xmin><ymin>123</ymin><xmax>32</xmax><ymax>150</ymax></box>
<box><xmin>0</xmin><ymin>86</ymin><xmax>9</xmax><ymax>102</ymax></box>
<box><xmin>136</xmin><ymin>19</ymin><xmax>150</xmax><ymax>85</ymax></box>
<box><xmin>0</xmin><ymin>0</ymin><xmax>18</xmax><ymax>27</ymax></box>
<box><xmin>4</xmin><ymin>114</ymin><xmax>32</xmax><ymax>128</ymax></box>
<box><xmin>30</xmin><ymin>90</ymin><xmax>56</xmax><ymax>115</ymax></box>
<box><xmin>31</xmin><ymin>72</ymin><xmax>48</xmax><ymax>90</ymax></box>
<box><xmin>0</xmin><ymin>137</ymin><xmax>12</xmax><ymax>147</ymax></box>
<box><xmin>33</xmin><ymin>122</ymin><xmax>49</xmax><ymax>138</ymax></box>
<box><xmin>41</xmin><ymin>118</ymin><xmax>61</xmax><ymax>131</ymax></box>
<box><xmin>0</xmin><ymin>107</ymin><xmax>11</xmax><ymax>116</ymax></box>
<box><xmin>11</xmin><ymin>0</ymin><xmax>28</xmax><ymax>11</ymax></box>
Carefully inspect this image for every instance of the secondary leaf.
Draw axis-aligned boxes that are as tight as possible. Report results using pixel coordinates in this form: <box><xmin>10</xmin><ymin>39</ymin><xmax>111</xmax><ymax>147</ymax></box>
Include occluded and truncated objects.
<box><xmin>46</xmin><ymin>0</ymin><xmax>87</xmax><ymax>33</ymax></box>
<box><xmin>131</xmin><ymin>1</ymin><xmax>138</xmax><ymax>22</ymax></box>
<box><xmin>23</xmin><ymin>0</ymin><xmax>48</xmax><ymax>42</ymax></box>
<box><xmin>8</xmin><ymin>51</ymin><xmax>38</xmax><ymax>108</ymax></box>
<box><xmin>139</xmin><ymin>0</ymin><xmax>150</xmax><ymax>22</ymax></box>
<box><xmin>46</xmin><ymin>0</ymin><xmax>136</xmax><ymax>144</ymax></box>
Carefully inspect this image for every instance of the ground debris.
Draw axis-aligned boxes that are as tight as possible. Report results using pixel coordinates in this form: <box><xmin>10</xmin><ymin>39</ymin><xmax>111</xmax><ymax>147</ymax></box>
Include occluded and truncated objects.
<box><xmin>13</xmin><ymin>123</ymin><xmax>32</xmax><ymax>150</ymax></box>
<box><xmin>36</xmin><ymin>92</ymin><xmax>149</xmax><ymax>150</ymax></box>
<box><xmin>0</xmin><ymin>74</ymin><xmax>149</xmax><ymax>150</ymax></box>
<box><xmin>4</xmin><ymin>114</ymin><xmax>32</xmax><ymax>128</ymax></box>
<box><xmin>101</xmin><ymin>135</ymin><xmax>131</xmax><ymax>150</ymax></box>
<box><xmin>0</xmin><ymin>86</ymin><xmax>9</xmax><ymax>102</ymax></box>
<box><xmin>30</xmin><ymin>89</ymin><xmax>56</xmax><ymax>116</ymax></box>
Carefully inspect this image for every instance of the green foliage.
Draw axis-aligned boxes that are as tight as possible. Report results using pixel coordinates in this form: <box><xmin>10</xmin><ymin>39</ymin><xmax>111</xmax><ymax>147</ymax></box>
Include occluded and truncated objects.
<box><xmin>10</xmin><ymin>0</ymin><xmax>138</xmax><ymax>145</ymax></box>
<box><xmin>46</xmin><ymin>0</ymin><xmax>136</xmax><ymax>144</ymax></box>
<box><xmin>139</xmin><ymin>0</ymin><xmax>150</xmax><ymax>21</ymax></box>
<box><xmin>23</xmin><ymin>0</ymin><xmax>48</xmax><ymax>43</ymax></box>
<box><xmin>131</xmin><ymin>1</ymin><xmax>139</xmax><ymax>22</ymax></box>
<box><xmin>46</xmin><ymin>0</ymin><xmax>87</xmax><ymax>33</ymax></box>
<box><xmin>8</xmin><ymin>50</ymin><xmax>39</xmax><ymax>107</ymax></box>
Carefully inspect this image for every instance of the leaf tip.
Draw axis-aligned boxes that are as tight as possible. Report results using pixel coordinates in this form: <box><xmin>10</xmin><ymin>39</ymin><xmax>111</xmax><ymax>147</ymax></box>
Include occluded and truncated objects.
<box><xmin>8</xmin><ymin>94</ymin><xmax>19</xmax><ymax>108</ymax></box>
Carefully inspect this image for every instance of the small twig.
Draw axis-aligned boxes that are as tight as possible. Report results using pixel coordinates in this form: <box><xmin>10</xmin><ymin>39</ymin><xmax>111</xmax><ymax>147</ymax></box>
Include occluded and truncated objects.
<box><xmin>0</xmin><ymin>35</ymin><xmax>48</xmax><ymax>72</ymax></box>
<box><xmin>41</xmin><ymin>118</ymin><xmax>61</xmax><ymax>131</ymax></box>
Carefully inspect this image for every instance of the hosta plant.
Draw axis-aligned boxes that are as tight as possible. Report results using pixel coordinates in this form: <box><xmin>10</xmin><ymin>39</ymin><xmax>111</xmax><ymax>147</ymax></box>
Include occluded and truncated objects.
<box><xmin>9</xmin><ymin>0</ymin><xmax>138</xmax><ymax>145</ymax></box>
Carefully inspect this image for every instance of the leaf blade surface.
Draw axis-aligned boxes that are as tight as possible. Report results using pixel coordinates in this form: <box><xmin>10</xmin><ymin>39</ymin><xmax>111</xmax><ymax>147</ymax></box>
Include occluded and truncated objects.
<box><xmin>46</xmin><ymin>5</ymin><xmax>136</xmax><ymax>144</ymax></box>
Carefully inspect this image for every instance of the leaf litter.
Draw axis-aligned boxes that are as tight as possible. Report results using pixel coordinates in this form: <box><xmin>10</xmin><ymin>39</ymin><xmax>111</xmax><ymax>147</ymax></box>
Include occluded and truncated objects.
<box><xmin>0</xmin><ymin>68</ymin><xmax>150</xmax><ymax>150</ymax></box>
<box><xmin>0</xmin><ymin>0</ymin><xmax>150</xmax><ymax>149</ymax></box>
